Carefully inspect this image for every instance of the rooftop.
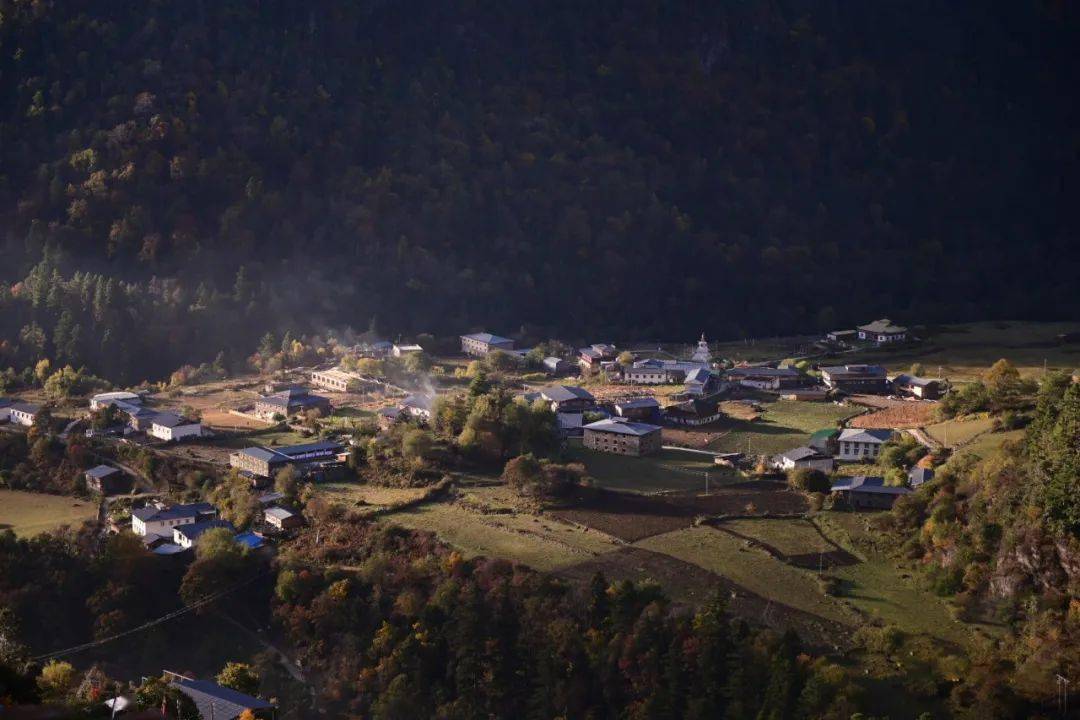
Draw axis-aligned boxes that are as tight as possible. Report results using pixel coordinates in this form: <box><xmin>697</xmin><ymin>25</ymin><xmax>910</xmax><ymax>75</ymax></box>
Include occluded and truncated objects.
<box><xmin>265</xmin><ymin>506</ymin><xmax>298</xmax><ymax>521</ymax></box>
<box><xmin>85</xmin><ymin>464</ymin><xmax>120</xmax><ymax>479</ymax></box>
<box><xmin>462</xmin><ymin>332</ymin><xmax>513</xmax><ymax>345</ymax></box>
<box><xmin>779</xmin><ymin>446</ymin><xmax>830</xmax><ymax>462</ymax></box>
<box><xmin>584</xmin><ymin>418</ymin><xmax>662</xmax><ymax>436</ymax></box>
<box><xmin>858</xmin><ymin>318</ymin><xmax>908</xmax><ymax>334</ymax></box>
<box><xmin>10</xmin><ymin>402</ymin><xmax>41</xmax><ymax>414</ymax></box>
<box><xmin>838</xmin><ymin>428</ymin><xmax>893</xmax><ymax>444</ymax></box>
<box><xmin>170</xmin><ymin>677</ymin><xmax>272</xmax><ymax>720</ymax></box>
<box><xmin>151</xmin><ymin>412</ymin><xmax>198</xmax><ymax>428</ymax></box>
<box><xmin>539</xmin><ymin>385</ymin><xmax>595</xmax><ymax>403</ymax></box>
<box><xmin>614</xmin><ymin>397</ymin><xmax>661</xmax><ymax>410</ymax></box>
<box><xmin>133</xmin><ymin>502</ymin><xmax>216</xmax><ymax>523</ymax></box>
<box><xmin>831</xmin><ymin>476</ymin><xmax>913</xmax><ymax>495</ymax></box>
<box><xmin>820</xmin><ymin>364</ymin><xmax>887</xmax><ymax>378</ymax></box>
<box><xmin>174</xmin><ymin>519</ymin><xmax>235</xmax><ymax>541</ymax></box>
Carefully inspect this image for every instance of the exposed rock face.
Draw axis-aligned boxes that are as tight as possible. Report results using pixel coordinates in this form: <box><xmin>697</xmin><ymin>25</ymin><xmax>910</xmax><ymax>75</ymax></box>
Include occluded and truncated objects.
<box><xmin>990</xmin><ymin>525</ymin><xmax>1074</xmax><ymax>599</ymax></box>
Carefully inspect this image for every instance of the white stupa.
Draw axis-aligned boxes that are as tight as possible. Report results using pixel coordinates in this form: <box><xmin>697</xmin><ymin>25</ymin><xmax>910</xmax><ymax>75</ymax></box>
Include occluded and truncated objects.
<box><xmin>691</xmin><ymin>332</ymin><xmax>712</xmax><ymax>366</ymax></box>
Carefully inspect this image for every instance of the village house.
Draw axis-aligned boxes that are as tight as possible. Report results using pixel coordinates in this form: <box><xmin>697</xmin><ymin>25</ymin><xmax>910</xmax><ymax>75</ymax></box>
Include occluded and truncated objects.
<box><xmin>583</xmin><ymin>418</ymin><xmax>663</xmax><ymax>456</ymax></box>
<box><xmin>525</xmin><ymin>385</ymin><xmax>596</xmax><ymax>413</ymax></box>
<box><xmin>820</xmin><ymin>364</ymin><xmax>889</xmax><ymax>394</ymax></box>
<box><xmin>683</xmin><ymin>367</ymin><xmax>718</xmax><ymax>397</ymax></box>
<box><xmin>89</xmin><ymin>391</ymin><xmax>142</xmax><ymax>411</ymax></box>
<box><xmin>0</xmin><ymin>398</ymin><xmax>10</xmax><ymax>422</ymax></box>
<box><xmin>557</xmin><ymin>412</ymin><xmax>584</xmax><ymax>438</ymax></box>
<box><xmin>461</xmin><ymin>332</ymin><xmax>515</xmax><ymax>356</ymax></box>
<box><xmin>132</xmin><ymin>502</ymin><xmax>218</xmax><ymax>537</ymax></box>
<box><xmin>724</xmin><ymin>366</ymin><xmax>802</xmax><ymax>391</ymax></box>
<box><xmin>613</xmin><ymin>397</ymin><xmax>660</xmax><ymax>421</ymax></box>
<box><xmin>830</xmin><ymin>476</ymin><xmax>912</xmax><ymax>509</ymax></box>
<box><xmin>836</xmin><ymin>428</ymin><xmax>893</xmax><ymax>461</ymax></box>
<box><xmin>400</xmin><ymin>393</ymin><xmax>435</xmax><ymax>421</ymax></box>
<box><xmin>229</xmin><ymin>440</ymin><xmax>345</xmax><ymax>478</ymax></box>
<box><xmin>264</xmin><ymin>506</ymin><xmax>304</xmax><ymax>531</ymax></box>
<box><xmin>825</xmin><ymin>329</ymin><xmax>858</xmax><ymax>344</ymax></box>
<box><xmin>623</xmin><ymin>360</ymin><xmax>685</xmax><ymax>385</ymax></box>
<box><xmin>85</xmin><ymin>465</ymin><xmax>127</xmax><ymax>495</ymax></box>
<box><xmin>808</xmin><ymin>428</ymin><xmax>839</xmax><ymax>455</ymax></box>
<box><xmin>148</xmin><ymin>412</ymin><xmax>204</xmax><ymax>442</ymax></box>
<box><xmin>664</xmin><ymin>395</ymin><xmax>723</xmax><ymax>427</ymax></box>
<box><xmin>377</xmin><ymin>406</ymin><xmax>403</xmax><ymax>430</ymax></box>
<box><xmin>8</xmin><ymin>402</ymin><xmax>40</xmax><ymax>427</ymax></box>
<box><xmin>579</xmin><ymin>343</ymin><xmax>618</xmax><ymax>369</ymax></box>
<box><xmin>169</xmin><ymin>674</ymin><xmax>274</xmax><ymax>720</ymax></box>
<box><xmin>543</xmin><ymin>356</ymin><xmax>574</xmax><ymax>375</ymax></box>
<box><xmin>773</xmin><ymin>446</ymin><xmax>835</xmax><ymax>473</ymax></box>
<box><xmin>857</xmin><ymin>318</ymin><xmax>908</xmax><ymax>344</ymax></box>
<box><xmin>392</xmin><ymin>343</ymin><xmax>423</xmax><ymax>357</ymax></box>
<box><xmin>890</xmin><ymin>374</ymin><xmax>944</xmax><ymax>400</ymax></box>
<box><xmin>311</xmin><ymin>367</ymin><xmax>362</xmax><ymax>392</ymax></box>
<box><xmin>908</xmin><ymin>466</ymin><xmax>935</xmax><ymax>488</ymax></box>
<box><xmin>252</xmin><ymin>386</ymin><xmax>332</xmax><ymax>420</ymax></box>
<box><xmin>173</xmin><ymin>519</ymin><xmax>235</xmax><ymax>549</ymax></box>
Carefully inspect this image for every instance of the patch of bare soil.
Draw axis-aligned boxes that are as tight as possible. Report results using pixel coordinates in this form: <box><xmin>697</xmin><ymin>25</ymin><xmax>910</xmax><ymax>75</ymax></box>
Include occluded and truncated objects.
<box><xmin>847</xmin><ymin>396</ymin><xmax>935</xmax><ymax>429</ymax></box>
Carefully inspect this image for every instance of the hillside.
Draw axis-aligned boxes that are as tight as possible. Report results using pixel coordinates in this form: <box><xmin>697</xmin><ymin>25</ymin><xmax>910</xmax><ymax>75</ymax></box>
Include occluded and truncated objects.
<box><xmin>1</xmin><ymin>0</ymin><xmax>1078</xmax><ymax>357</ymax></box>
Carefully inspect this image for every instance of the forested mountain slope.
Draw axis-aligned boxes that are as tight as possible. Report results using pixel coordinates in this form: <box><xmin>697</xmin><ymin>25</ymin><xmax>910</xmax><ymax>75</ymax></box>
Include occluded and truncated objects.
<box><xmin>1</xmin><ymin>1</ymin><xmax>1077</xmax><ymax>355</ymax></box>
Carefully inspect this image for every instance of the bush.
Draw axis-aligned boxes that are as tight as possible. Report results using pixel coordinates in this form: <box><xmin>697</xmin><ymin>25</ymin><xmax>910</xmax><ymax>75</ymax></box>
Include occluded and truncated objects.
<box><xmin>787</xmin><ymin>467</ymin><xmax>830</xmax><ymax>494</ymax></box>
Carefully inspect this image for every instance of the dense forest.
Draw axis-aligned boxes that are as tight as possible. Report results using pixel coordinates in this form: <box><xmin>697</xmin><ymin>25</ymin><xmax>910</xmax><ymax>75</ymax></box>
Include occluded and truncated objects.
<box><xmin>1</xmin><ymin>0</ymin><xmax>1078</xmax><ymax>383</ymax></box>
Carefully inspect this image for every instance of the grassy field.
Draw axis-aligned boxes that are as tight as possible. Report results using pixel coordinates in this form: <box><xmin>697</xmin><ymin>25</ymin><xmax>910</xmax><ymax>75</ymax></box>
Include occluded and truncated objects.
<box><xmin>564</xmin><ymin>444</ymin><xmax>734</xmax><ymax>494</ymax></box>
<box><xmin>319</xmin><ymin>482</ymin><xmax>429</xmax><ymax>509</ymax></box>
<box><xmin>0</xmin><ymin>490</ymin><xmax>96</xmax><ymax>537</ymax></box>
<box><xmin>721</xmin><ymin>517</ymin><xmax>832</xmax><ymax>557</ymax></box>
<box><xmin>380</xmin><ymin>500</ymin><xmax>623</xmax><ymax>572</ymax></box>
<box><xmin>924</xmin><ymin>414</ymin><xmax>995</xmax><ymax>448</ymax></box>
<box><xmin>636</xmin><ymin>526</ymin><xmax>860</xmax><ymax>626</ymax></box>
<box><xmin>814</xmin><ymin>512</ymin><xmax>976</xmax><ymax>646</ymax></box>
<box><xmin>848</xmin><ymin>321</ymin><xmax>1080</xmax><ymax>381</ymax></box>
<box><xmin>952</xmin><ymin>429</ymin><xmax>1024</xmax><ymax>462</ymax></box>
<box><xmin>708</xmin><ymin>400</ymin><xmax>860</xmax><ymax>456</ymax></box>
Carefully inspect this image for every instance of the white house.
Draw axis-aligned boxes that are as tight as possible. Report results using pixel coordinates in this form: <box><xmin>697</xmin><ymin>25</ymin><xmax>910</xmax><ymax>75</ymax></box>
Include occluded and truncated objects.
<box><xmin>149</xmin><ymin>412</ymin><xmax>203</xmax><ymax>442</ymax></box>
<box><xmin>400</xmin><ymin>394</ymin><xmax>435</xmax><ymax>421</ymax></box>
<box><xmin>131</xmin><ymin>502</ymin><xmax>218</xmax><ymax>537</ymax></box>
<box><xmin>836</xmin><ymin>428</ymin><xmax>893</xmax><ymax>461</ymax></box>
<box><xmin>312</xmin><ymin>367</ymin><xmax>362</xmax><ymax>392</ymax></box>
<box><xmin>173</xmin><ymin>519</ymin><xmax>235</xmax><ymax>549</ymax></box>
<box><xmin>89</xmin><ymin>391</ymin><xmax>141</xmax><ymax>411</ymax></box>
<box><xmin>8</xmin><ymin>402</ymin><xmax>41</xmax><ymax>427</ymax></box>
<box><xmin>392</xmin><ymin>343</ymin><xmax>423</xmax><ymax>357</ymax></box>
<box><xmin>856</xmin><ymin>319</ymin><xmax>907</xmax><ymax>344</ymax></box>
<box><xmin>773</xmin><ymin>446</ymin><xmax>835</xmax><ymax>473</ymax></box>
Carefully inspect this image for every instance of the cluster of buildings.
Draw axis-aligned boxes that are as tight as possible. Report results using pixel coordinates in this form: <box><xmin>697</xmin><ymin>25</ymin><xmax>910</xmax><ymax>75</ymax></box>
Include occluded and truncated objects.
<box><xmin>826</xmin><ymin>318</ymin><xmax>909</xmax><ymax>346</ymax></box>
<box><xmin>89</xmin><ymin>392</ymin><xmax>204</xmax><ymax>442</ymax></box>
<box><xmin>130</xmin><ymin>494</ymin><xmax>303</xmax><ymax>556</ymax></box>
<box><xmin>770</xmin><ymin>427</ymin><xmax>933</xmax><ymax>509</ymax></box>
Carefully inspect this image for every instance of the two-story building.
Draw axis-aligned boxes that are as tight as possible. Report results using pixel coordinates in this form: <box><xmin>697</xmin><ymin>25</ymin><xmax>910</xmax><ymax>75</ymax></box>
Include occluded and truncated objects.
<box><xmin>820</xmin><ymin>364</ymin><xmax>890</xmax><ymax>394</ymax></box>
<box><xmin>890</xmin><ymin>374</ymin><xmax>944</xmax><ymax>400</ymax></box>
<box><xmin>85</xmin><ymin>465</ymin><xmax>127</xmax><ymax>495</ymax></box>
<box><xmin>253</xmin><ymin>387</ymin><xmax>332</xmax><ymax>420</ymax></box>
<box><xmin>461</xmin><ymin>332</ymin><xmax>515</xmax><ymax>356</ymax></box>
<box><xmin>664</xmin><ymin>395</ymin><xmax>723</xmax><ymax>426</ymax></box>
<box><xmin>579</xmin><ymin>343</ymin><xmax>618</xmax><ymax>369</ymax></box>
<box><xmin>8</xmin><ymin>402</ymin><xmax>40</xmax><ymax>427</ymax></box>
<box><xmin>173</xmin><ymin>519</ymin><xmax>236</xmax><ymax>549</ymax></box>
<box><xmin>524</xmin><ymin>385</ymin><xmax>596</xmax><ymax>413</ymax></box>
<box><xmin>149</xmin><ymin>413</ymin><xmax>204</xmax><ymax>442</ymax></box>
<box><xmin>724</xmin><ymin>366</ymin><xmax>802</xmax><ymax>391</ymax></box>
<box><xmin>311</xmin><ymin>367</ymin><xmax>362</xmax><ymax>393</ymax></box>
<box><xmin>542</xmin><ymin>357</ymin><xmax>574</xmax><ymax>375</ymax></box>
<box><xmin>613</xmin><ymin>397</ymin><xmax>661</xmax><ymax>421</ymax></box>
<box><xmin>836</xmin><ymin>428</ymin><xmax>893</xmax><ymax>461</ymax></box>
<box><xmin>583</xmin><ymin>418</ymin><xmax>662</xmax><ymax>456</ymax></box>
<box><xmin>857</xmin><ymin>319</ymin><xmax>908</xmax><ymax>344</ymax></box>
<box><xmin>132</xmin><ymin>502</ymin><xmax>218</xmax><ymax>537</ymax></box>
<box><xmin>229</xmin><ymin>440</ymin><xmax>345</xmax><ymax>478</ymax></box>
